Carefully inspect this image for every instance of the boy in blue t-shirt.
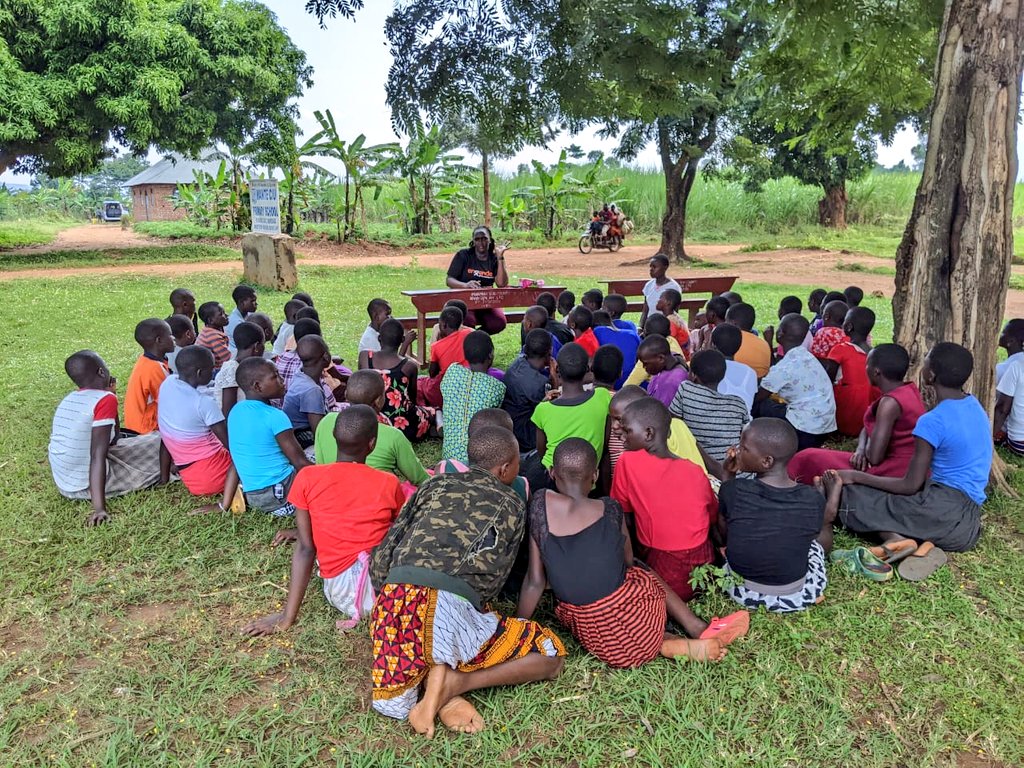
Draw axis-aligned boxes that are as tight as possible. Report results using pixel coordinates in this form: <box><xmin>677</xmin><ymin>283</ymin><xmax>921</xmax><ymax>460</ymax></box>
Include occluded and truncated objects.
<box><xmin>228</xmin><ymin>357</ymin><xmax>312</xmax><ymax>519</ymax></box>
<box><xmin>831</xmin><ymin>342</ymin><xmax>990</xmax><ymax>552</ymax></box>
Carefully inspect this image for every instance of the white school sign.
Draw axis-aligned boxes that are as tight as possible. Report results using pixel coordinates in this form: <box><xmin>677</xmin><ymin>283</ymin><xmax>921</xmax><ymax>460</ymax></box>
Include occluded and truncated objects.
<box><xmin>250</xmin><ymin>180</ymin><xmax>281</xmax><ymax>235</ymax></box>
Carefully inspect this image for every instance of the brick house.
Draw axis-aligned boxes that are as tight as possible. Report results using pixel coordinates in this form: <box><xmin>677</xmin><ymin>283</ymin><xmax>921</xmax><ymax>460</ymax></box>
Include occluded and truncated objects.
<box><xmin>124</xmin><ymin>154</ymin><xmax>225</xmax><ymax>222</ymax></box>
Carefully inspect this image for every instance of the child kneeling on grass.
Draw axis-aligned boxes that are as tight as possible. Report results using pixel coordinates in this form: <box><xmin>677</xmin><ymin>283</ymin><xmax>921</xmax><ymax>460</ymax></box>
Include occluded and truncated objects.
<box><xmin>156</xmin><ymin>346</ymin><xmax>239</xmax><ymax>515</ymax></box>
<box><xmin>517</xmin><ymin>438</ymin><xmax>748</xmax><ymax>668</ymax></box>
<box><xmin>835</xmin><ymin>342</ymin><xmax>991</xmax><ymax>554</ymax></box>
<box><xmin>227</xmin><ymin>357</ymin><xmax>312</xmax><ymax>518</ymax></box>
<box><xmin>49</xmin><ymin>350</ymin><xmax>170</xmax><ymax>526</ymax></box>
<box><xmin>717</xmin><ymin>418</ymin><xmax>841</xmax><ymax>613</ymax></box>
<box><xmin>369</xmin><ymin>426</ymin><xmax>565</xmax><ymax>738</ymax></box>
<box><xmin>242</xmin><ymin>405</ymin><xmax>407</xmax><ymax>635</ymax></box>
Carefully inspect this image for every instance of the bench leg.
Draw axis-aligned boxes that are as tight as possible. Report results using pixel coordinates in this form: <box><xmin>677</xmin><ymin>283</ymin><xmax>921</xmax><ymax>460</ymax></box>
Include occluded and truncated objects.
<box><xmin>417</xmin><ymin>312</ymin><xmax>427</xmax><ymax>369</ymax></box>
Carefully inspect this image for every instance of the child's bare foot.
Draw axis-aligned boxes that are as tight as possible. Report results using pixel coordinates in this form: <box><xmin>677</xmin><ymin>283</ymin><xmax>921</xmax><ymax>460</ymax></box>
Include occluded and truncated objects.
<box><xmin>408</xmin><ymin>664</ymin><xmax>457</xmax><ymax>738</ymax></box>
<box><xmin>660</xmin><ymin>636</ymin><xmax>726</xmax><ymax>662</ymax></box>
<box><xmin>189</xmin><ymin>502</ymin><xmax>222</xmax><ymax>516</ymax></box>
<box><xmin>439</xmin><ymin>696</ymin><xmax>485</xmax><ymax>734</ymax></box>
<box><xmin>820</xmin><ymin>470</ymin><xmax>843</xmax><ymax>523</ymax></box>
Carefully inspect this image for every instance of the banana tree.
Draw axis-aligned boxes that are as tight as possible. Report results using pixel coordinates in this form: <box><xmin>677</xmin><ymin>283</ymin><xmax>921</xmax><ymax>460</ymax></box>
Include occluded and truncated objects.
<box><xmin>389</xmin><ymin>123</ymin><xmax>475</xmax><ymax>234</ymax></box>
<box><xmin>526</xmin><ymin>150</ymin><xmax>580</xmax><ymax>238</ymax></box>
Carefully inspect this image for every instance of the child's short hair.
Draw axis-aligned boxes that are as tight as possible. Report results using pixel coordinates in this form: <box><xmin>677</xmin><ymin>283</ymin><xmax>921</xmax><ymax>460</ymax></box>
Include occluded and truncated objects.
<box><xmin>592</xmin><ymin>309</ymin><xmax>612</xmax><ymax>327</ymax></box>
<box><xmin>297</xmin><ymin>334</ymin><xmax>329</xmax><ymax>365</ymax></box>
<box><xmin>378</xmin><ymin>318</ymin><xmax>405</xmax><ymax>349</ymax></box>
<box><xmin>463</xmin><ymin>330</ymin><xmax>494</xmax><ymax>365</ymax></box>
<box><xmin>284</xmin><ymin>299</ymin><xmax>307</xmax><ymax>321</ymax></box>
<box><xmin>293</xmin><ymin>318</ymin><xmax>322</xmax><ymax>342</ymax></box>
<box><xmin>823</xmin><ymin>290</ymin><xmax>845</xmax><ymax>306</ymax></box>
<box><xmin>779</xmin><ymin>312</ymin><xmax>810</xmax><ymax>339</ymax></box>
<box><xmin>644</xmin><ymin>314</ymin><xmax>671</xmax><ymax>337</ymax></box>
<box><xmin>929</xmin><ymin>342</ymin><xmax>973</xmax><ymax>388</ymax></box>
<box><xmin>705</xmin><ymin>296</ymin><xmax>730</xmax><ymax>320</ymax></box>
<box><xmin>650</xmin><ymin>253</ymin><xmax>670</xmax><ymax>268</ymax></box>
<box><xmin>346</xmin><ymin>369</ymin><xmax>385</xmax><ymax>405</ymax></box>
<box><xmin>233</xmin><ymin>321</ymin><xmax>265</xmax><ymax>351</ymax></box>
<box><xmin>468</xmin><ymin>425</ymin><xmax>519</xmax><ymax>469</ymax></box>
<box><xmin>524</xmin><ymin>328</ymin><xmax>553</xmax><ymax>359</ymax></box>
<box><xmin>175</xmin><ymin>345</ymin><xmax>214</xmax><ymax>377</ymax></box>
<box><xmin>535</xmin><ymin>292</ymin><xmax>557</xmax><ymax>316</ymax></box>
<box><xmin>868</xmin><ymin>344</ymin><xmax>910</xmax><ymax>381</ymax></box>
<box><xmin>235</xmin><ymin>356</ymin><xmax>275</xmax><ymax>393</ymax></box>
<box><xmin>623</xmin><ymin>396</ymin><xmax>670</xmax><ymax>434</ymax></box>
<box><xmin>689</xmin><ymin>349</ymin><xmax>726</xmax><ymax>386</ymax></box>
<box><xmin>439</xmin><ymin>306</ymin><xmax>464</xmax><ymax>331</ymax></box>
<box><xmin>660</xmin><ymin>288</ymin><xmax>682</xmax><ymax>312</ymax></box>
<box><xmin>637</xmin><ymin>334</ymin><xmax>670</xmax><ymax>358</ymax></box>
<box><xmin>711</xmin><ymin>323</ymin><xmax>742</xmax><ymax>357</ymax></box>
<box><xmin>248</xmin><ymin>312</ymin><xmax>275</xmax><ymax>341</ymax></box>
<box><xmin>232</xmin><ymin>285</ymin><xmax>257</xmax><ymax>306</ymax></box>
<box><xmin>367</xmin><ymin>298</ymin><xmax>389</xmax><ymax>318</ymax></box>
<box><xmin>167</xmin><ymin>314</ymin><xmax>194</xmax><ymax>339</ymax></box>
<box><xmin>170</xmin><ymin>287</ymin><xmax>194</xmax><ymax>306</ymax></box>
<box><xmin>603</xmin><ymin>294</ymin><xmax>628</xmax><ymax>317</ymax></box>
<box><xmin>846</xmin><ymin>306</ymin><xmax>875</xmax><ymax>336</ymax></box>
<box><xmin>569</xmin><ymin>306</ymin><xmax>593</xmax><ymax>332</ymax></box>
<box><xmin>779</xmin><ymin>295</ymin><xmax>802</xmax><ymax>316</ymax></box>
<box><xmin>65</xmin><ymin>350</ymin><xmax>104</xmax><ymax>386</ymax></box>
<box><xmin>198</xmin><ymin>301</ymin><xmax>222</xmax><ymax>325</ymax></box>
<box><xmin>843</xmin><ymin>285</ymin><xmax>864</xmax><ymax>307</ymax></box>
<box><xmin>444</xmin><ymin>299</ymin><xmax>468</xmax><ymax>316</ymax></box>
<box><xmin>582</xmin><ymin>288</ymin><xmax>604</xmax><ymax>308</ymax></box>
<box><xmin>557</xmin><ymin>290</ymin><xmax>576</xmax><ymax>314</ymax></box>
<box><xmin>292</xmin><ymin>291</ymin><xmax>314</xmax><ymax>307</ymax></box>
<box><xmin>611</xmin><ymin>385</ymin><xmax>647</xmax><ymax>409</ymax></box>
<box><xmin>556</xmin><ymin>342</ymin><xmax>589</xmax><ymax>382</ymax></box>
<box><xmin>720</xmin><ymin>290</ymin><xmax>743</xmax><ymax>305</ymax></box>
<box><xmin>334</xmin><ymin>403</ymin><xmax>379</xmax><ymax>447</ymax></box>
<box><xmin>295</xmin><ymin>306</ymin><xmax>320</xmax><ymax>323</ymax></box>
<box><xmin>808</xmin><ymin>288</ymin><xmax>827</xmax><ymax>307</ymax></box>
<box><xmin>725</xmin><ymin>302</ymin><xmax>755</xmax><ymax>331</ymax></box>
<box><xmin>592</xmin><ymin>345</ymin><xmax>624</xmax><ymax>386</ymax></box>
<box><xmin>747</xmin><ymin>417</ymin><xmax>798</xmax><ymax>464</ymax></box>
<box><xmin>469</xmin><ymin>408</ymin><xmax>514</xmax><ymax>434</ymax></box>
<box><xmin>134</xmin><ymin>318</ymin><xmax>168</xmax><ymax>346</ymax></box>
<box><xmin>823</xmin><ymin>300</ymin><xmax>848</xmax><ymax>324</ymax></box>
<box><xmin>552</xmin><ymin>436</ymin><xmax>597</xmax><ymax>478</ymax></box>
<box><xmin>524</xmin><ymin>305</ymin><xmax>549</xmax><ymax>327</ymax></box>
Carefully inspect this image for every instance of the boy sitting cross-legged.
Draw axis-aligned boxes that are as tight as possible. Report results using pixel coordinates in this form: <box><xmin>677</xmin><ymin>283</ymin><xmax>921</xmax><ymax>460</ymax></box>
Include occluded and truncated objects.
<box><xmin>228</xmin><ymin>357</ymin><xmax>312</xmax><ymax>519</ymax></box>
<box><xmin>717</xmin><ymin>418</ymin><xmax>841</xmax><ymax>613</ymax></box>
<box><xmin>157</xmin><ymin>346</ymin><xmax>240</xmax><ymax>515</ymax></box>
<box><xmin>611</xmin><ymin>397</ymin><xmax>716</xmax><ymax>601</ymax></box>
<box><xmin>123</xmin><ymin>318</ymin><xmax>174</xmax><ymax>435</ymax></box>
<box><xmin>242</xmin><ymin>405</ymin><xmax>407</xmax><ymax>635</ymax></box>
<box><xmin>315</xmin><ymin>371</ymin><xmax>429</xmax><ymax>488</ymax></box>
<box><xmin>369</xmin><ymin>426</ymin><xmax>566</xmax><ymax>738</ymax></box>
<box><xmin>49</xmin><ymin>350</ymin><xmax>170</xmax><ymax>526</ymax></box>
<box><xmin>517</xmin><ymin>438</ymin><xmax>748</xmax><ymax>668</ymax></box>
<box><xmin>196</xmin><ymin>301</ymin><xmax>231</xmax><ymax>371</ymax></box>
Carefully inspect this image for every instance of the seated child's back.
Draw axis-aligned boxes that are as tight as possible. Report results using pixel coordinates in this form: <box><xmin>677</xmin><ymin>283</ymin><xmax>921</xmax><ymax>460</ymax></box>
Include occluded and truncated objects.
<box><xmin>440</xmin><ymin>331</ymin><xmax>506</xmax><ymax>461</ymax></box>
<box><xmin>669</xmin><ymin>350</ymin><xmax>749</xmax><ymax>461</ymax></box>
<box><xmin>124</xmin><ymin>318</ymin><xmax>174</xmax><ymax>435</ymax></box>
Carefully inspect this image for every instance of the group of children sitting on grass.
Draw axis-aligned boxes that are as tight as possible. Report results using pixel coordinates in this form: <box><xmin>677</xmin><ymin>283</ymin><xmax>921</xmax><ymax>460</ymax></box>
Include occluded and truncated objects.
<box><xmin>48</xmin><ymin>251</ymin><xmax>997</xmax><ymax>737</ymax></box>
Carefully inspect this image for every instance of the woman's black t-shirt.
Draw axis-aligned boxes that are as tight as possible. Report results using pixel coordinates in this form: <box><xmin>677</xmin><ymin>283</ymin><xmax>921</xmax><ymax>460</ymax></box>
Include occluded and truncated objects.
<box><xmin>448</xmin><ymin>248</ymin><xmax>498</xmax><ymax>286</ymax></box>
<box><xmin>720</xmin><ymin>477</ymin><xmax>825</xmax><ymax>585</ymax></box>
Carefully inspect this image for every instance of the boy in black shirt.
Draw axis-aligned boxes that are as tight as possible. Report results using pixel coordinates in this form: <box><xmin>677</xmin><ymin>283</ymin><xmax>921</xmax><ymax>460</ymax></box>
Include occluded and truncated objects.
<box><xmin>717</xmin><ymin>418</ymin><xmax>842</xmax><ymax>613</ymax></box>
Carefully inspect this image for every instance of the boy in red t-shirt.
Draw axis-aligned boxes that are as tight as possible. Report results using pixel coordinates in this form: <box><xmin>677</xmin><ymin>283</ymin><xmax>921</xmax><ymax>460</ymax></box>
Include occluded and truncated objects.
<box><xmin>568</xmin><ymin>305</ymin><xmax>600</xmax><ymax>357</ymax></box>
<box><xmin>611</xmin><ymin>397</ymin><xmax>716</xmax><ymax>601</ymax></box>
<box><xmin>123</xmin><ymin>318</ymin><xmax>174</xmax><ymax>434</ymax></box>
<box><xmin>242</xmin><ymin>405</ymin><xmax>406</xmax><ymax>635</ymax></box>
<box><xmin>418</xmin><ymin>306</ymin><xmax>472</xmax><ymax>408</ymax></box>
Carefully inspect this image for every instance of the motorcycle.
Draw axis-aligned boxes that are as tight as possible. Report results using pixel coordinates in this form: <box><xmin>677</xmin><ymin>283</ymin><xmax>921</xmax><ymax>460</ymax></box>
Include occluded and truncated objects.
<box><xmin>578</xmin><ymin>218</ymin><xmax>632</xmax><ymax>254</ymax></box>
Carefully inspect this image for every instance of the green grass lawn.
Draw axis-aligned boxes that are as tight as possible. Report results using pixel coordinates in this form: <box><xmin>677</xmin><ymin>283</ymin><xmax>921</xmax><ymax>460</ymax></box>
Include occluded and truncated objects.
<box><xmin>0</xmin><ymin>244</ymin><xmax>239</xmax><ymax>272</ymax></box>
<box><xmin>0</xmin><ymin>219</ymin><xmax>78</xmax><ymax>249</ymax></box>
<box><xmin>1</xmin><ymin>264</ymin><xmax>1021</xmax><ymax>766</ymax></box>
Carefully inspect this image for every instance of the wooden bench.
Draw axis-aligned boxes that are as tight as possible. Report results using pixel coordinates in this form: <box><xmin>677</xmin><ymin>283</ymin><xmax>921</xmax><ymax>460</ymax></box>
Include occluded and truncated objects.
<box><xmin>602</xmin><ymin>275</ymin><xmax>739</xmax><ymax>325</ymax></box>
<box><xmin>399</xmin><ymin>286</ymin><xmax>566</xmax><ymax>366</ymax></box>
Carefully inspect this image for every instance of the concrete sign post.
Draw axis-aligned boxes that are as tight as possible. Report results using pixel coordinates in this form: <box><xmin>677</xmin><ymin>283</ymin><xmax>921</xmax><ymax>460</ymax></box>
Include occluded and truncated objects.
<box><xmin>242</xmin><ymin>179</ymin><xmax>297</xmax><ymax>289</ymax></box>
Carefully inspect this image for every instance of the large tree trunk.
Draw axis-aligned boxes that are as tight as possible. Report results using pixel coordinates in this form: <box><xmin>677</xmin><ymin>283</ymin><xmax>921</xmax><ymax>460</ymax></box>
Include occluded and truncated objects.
<box><xmin>893</xmin><ymin>0</ymin><xmax>1022</xmax><ymax>486</ymax></box>
<box><xmin>657</xmin><ymin>118</ymin><xmax>702</xmax><ymax>263</ymax></box>
<box><xmin>818</xmin><ymin>182</ymin><xmax>848</xmax><ymax>228</ymax></box>
<box><xmin>481</xmin><ymin>151</ymin><xmax>492</xmax><ymax>228</ymax></box>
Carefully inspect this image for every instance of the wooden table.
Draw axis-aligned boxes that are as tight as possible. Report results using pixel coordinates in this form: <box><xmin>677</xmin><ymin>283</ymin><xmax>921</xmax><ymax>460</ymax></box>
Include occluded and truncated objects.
<box><xmin>602</xmin><ymin>275</ymin><xmax>738</xmax><ymax>325</ymax></box>
<box><xmin>400</xmin><ymin>285</ymin><xmax>566</xmax><ymax>364</ymax></box>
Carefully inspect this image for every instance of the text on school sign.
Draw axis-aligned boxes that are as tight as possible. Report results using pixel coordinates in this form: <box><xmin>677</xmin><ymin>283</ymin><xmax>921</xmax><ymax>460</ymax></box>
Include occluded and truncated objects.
<box><xmin>250</xmin><ymin>180</ymin><xmax>281</xmax><ymax>235</ymax></box>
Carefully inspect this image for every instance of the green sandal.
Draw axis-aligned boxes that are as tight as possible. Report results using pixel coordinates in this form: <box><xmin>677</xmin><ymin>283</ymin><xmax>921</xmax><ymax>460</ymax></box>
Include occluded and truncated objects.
<box><xmin>830</xmin><ymin>547</ymin><xmax>894</xmax><ymax>581</ymax></box>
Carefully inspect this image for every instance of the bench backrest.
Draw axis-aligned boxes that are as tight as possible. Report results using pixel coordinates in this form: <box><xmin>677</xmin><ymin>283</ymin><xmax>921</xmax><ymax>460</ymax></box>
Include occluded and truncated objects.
<box><xmin>602</xmin><ymin>276</ymin><xmax>738</xmax><ymax>324</ymax></box>
<box><xmin>402</xmin><ymin>286</ymin><xmax>566</xmax><ymax>314</ymax></box>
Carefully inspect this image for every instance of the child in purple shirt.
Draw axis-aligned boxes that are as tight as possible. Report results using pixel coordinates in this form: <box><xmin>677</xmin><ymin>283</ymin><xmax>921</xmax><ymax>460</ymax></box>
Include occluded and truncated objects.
<box><xmin>637</xmin><ymin>335</ymin><xmax>688</xmax><ymax>408</ymax></box>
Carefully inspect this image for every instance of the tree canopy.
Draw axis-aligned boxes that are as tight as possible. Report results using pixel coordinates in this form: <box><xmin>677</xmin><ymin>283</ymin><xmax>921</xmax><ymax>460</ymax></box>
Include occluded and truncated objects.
<box><xmin>0</xmin><ymin>0</ymin><xmax>312</xmax><ymax>177</ymax></box>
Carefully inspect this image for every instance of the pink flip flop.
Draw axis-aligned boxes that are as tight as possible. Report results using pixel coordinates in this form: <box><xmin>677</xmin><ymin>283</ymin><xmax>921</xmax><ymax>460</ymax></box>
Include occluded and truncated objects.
<box><xmin>698</xmin><ymin>610</ymin><xmax>750</xmax><ymax>645</ymax></box>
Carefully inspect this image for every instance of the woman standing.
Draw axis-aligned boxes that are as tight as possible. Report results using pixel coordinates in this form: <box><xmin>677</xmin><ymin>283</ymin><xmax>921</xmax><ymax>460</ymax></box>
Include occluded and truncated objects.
<box><xmin>445</xmin><ymin>225</ymin><xmax>509</xmax><ymax>335</ymax></box>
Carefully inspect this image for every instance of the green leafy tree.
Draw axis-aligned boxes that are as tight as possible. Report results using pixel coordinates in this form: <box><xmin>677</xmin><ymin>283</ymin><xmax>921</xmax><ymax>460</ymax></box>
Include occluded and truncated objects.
<box><xmin>389</xmin><ymin>123</ymin><xmax>475</xmax><ymax>235</ymax></box>
<box><xmin>384</xmin><ymin>1</ymin><xmax>555</xmax><ymax>228</ymax></box>
<box><xmin>1</xmin><ymin>0</ymin><xmax>312</xmax><ymax>177</ymax></box>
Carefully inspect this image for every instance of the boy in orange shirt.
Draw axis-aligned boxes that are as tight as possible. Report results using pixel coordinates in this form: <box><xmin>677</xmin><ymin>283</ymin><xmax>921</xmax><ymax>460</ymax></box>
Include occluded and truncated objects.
<box><xmin>124</xmin><ymin>318</ymin><xmax>174</xmax><ymax>435</ymax></box>
<box><xmin>242</xmin><ymin>405</ymin><xmax>406</xmax><ymax>635</ymax></box>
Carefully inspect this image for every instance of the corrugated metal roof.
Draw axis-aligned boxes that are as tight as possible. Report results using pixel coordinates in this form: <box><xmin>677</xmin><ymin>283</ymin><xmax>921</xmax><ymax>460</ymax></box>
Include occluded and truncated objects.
<box><xmin>124</xmin><ymin>153</ymin><xmax>227</xmax><ymax>187</ymax></box>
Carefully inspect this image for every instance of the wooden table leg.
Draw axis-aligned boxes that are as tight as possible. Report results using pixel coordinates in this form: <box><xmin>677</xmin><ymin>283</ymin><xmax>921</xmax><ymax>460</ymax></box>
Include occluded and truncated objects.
<box><xmin>417</xmin><ymin>311</ymin><xmax>427</xmax><ymax>369</ymax></box>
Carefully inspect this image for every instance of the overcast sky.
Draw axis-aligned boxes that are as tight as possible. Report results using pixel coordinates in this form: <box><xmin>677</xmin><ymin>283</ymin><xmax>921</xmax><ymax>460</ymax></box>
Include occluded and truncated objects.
<box><xmin>3</xmin><ymin>2</ymin><xmax>1021</xmax><ymax>184</ymax></box>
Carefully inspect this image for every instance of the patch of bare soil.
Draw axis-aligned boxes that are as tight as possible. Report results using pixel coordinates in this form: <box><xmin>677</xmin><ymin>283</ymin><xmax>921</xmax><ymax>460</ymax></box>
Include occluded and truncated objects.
<box><xmin>10</xmin><ymin>223</ymin><xmax>156</xmax><ymax>253</ymax></box>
